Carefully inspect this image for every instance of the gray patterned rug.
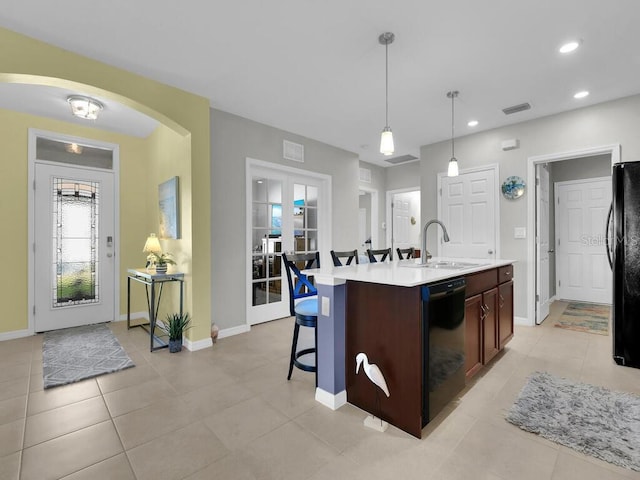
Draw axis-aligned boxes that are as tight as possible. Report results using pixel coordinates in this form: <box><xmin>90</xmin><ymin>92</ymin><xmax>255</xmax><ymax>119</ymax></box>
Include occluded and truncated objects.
<box><xmin>506</xmin><ymin>371</ymin><xmax>640</xmax><ymax>471</ymax></box>
<box><xmin>43</xmin><ymin>323</ymin><xmax>135</xmax><ymax>389</ymax></box>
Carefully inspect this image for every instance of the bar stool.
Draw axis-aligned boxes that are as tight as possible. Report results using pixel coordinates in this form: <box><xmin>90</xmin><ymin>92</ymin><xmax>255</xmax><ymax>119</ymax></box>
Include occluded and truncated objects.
<box><xmin>367</xmin><ymin>248</ymin><xmax>392</xmax><ymax>263</ymax></box>
<box><xmin>282</xmin><ymin>252</ymin><xmax>320</xmax><ymax>382</ymax></box>
<box><xmin>396</xmin><ymin>247</ymin><xmax>415</xmax><ymax>260</ymax></box>
<box><xmin>330</xmin><ymin>249</ymin><xmax>359</xmax><ymax>266</ymax></box>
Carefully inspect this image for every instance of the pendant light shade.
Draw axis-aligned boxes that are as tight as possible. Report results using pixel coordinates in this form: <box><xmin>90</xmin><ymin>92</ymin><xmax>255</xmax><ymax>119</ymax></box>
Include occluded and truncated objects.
<box><xmin>379</xmin><ymin>32</ymin><xmax>395</xmax><ymax>156</ymax></box>
<box><xmin>447</xmin><ymin>90</ymin><xmax>460</xmax><ymax>177</ymax></box>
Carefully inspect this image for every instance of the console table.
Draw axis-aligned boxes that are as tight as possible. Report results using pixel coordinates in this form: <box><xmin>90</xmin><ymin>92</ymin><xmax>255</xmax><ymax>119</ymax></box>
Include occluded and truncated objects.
<box><xmin>127</xmin><ymin>268</ymin><xmax>184</xmax><ymax>352</ymax></box>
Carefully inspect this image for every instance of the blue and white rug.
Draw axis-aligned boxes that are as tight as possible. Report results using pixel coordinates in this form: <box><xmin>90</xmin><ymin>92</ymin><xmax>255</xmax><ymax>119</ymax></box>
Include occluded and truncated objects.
<box><xmin>43</xmin><ymin>323</ymin><xmax>135</xmax><ymax>389</ymax></box>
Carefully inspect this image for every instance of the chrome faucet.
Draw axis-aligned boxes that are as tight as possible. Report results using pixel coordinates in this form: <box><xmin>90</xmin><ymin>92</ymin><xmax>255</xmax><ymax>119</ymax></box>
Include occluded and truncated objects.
<box><xmin>421</xmin><ymin>220</ymin><xmax>450</xmax><ymax>264</ymax></box>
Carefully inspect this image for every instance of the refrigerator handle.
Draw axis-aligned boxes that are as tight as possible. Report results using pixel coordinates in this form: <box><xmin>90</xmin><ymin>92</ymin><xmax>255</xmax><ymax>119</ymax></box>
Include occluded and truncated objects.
<box><xmin>605</xmin><ymin>203</ymin><xmax>613</xmax><ymax>270</ymax></box>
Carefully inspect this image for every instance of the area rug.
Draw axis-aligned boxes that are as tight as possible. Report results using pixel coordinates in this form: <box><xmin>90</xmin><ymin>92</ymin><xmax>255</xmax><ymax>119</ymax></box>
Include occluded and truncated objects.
<box><xmin>554</xmin><ymin>301</ymin><xmax>610</xmax><ymax>335</ymax></box>
<box><xmin>506</xmin><ymin>371</ymin><xmax>640</xmax><ymax>472</ymax></box>
<box><xmin>43</xmin><ymin>323</ymin><xmax>135</xmax><ymax>389</ymax></box>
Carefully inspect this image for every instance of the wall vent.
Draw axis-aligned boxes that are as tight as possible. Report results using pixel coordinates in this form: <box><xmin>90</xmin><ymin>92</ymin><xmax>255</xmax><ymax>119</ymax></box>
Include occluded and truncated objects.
<box><xmin>283</xmin><ymin>140</ymin><xmax>304</xmax><ymax>162</ymax></box>
<box><xmin>384</xmin><ymin>154</ymin><xmax>418</xmax><ymax>165</ymax></box>
<box><xmin>502</xmin><ymin>102</ymin><xmax>531</xmax><ymax>115</ymax></box>
<box><xmin>359</xmin><ymin>167</ymin><xmax>372</xmax><ymax>183</ymax></box>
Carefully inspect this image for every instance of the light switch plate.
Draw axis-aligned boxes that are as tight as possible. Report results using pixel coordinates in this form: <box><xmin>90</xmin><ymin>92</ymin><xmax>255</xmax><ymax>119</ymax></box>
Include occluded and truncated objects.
<box><xmin>321</xmin><ymin>296</ymin><xmax>330</xmax><ymax>316</ymax></box>
<box><xmin>514</xmin><ymin>227</ymin><xmax>526</xmax><ymax>239</ymax></box>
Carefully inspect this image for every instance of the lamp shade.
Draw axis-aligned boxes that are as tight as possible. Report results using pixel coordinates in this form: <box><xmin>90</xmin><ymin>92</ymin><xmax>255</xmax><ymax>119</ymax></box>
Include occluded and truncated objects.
<box><xmin>143</xmin><ymin>233</ymin><xmax>162</xmax><ymax>254</ymax></box>
<box><xmin>380</xmin><ymin>127</ymin><xmax>394</xmax><ymax>156</ymax></box>
<box><xmin>447</xmin><ymin>157</ymin><xmax>459</xmax><ymax>177</ymax></box>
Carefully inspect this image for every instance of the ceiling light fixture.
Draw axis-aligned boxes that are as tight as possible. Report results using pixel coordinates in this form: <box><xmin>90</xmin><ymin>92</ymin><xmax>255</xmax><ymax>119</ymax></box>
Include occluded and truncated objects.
<box><xmin>447</xmin><ymin>90</ymin><xmax>460</xmax><ymax>177</ymax></box>
<box><xmin>559</xmin><ymin>41</ymin><xmax>580</xmax><ymax>54</ymax></box>
<box><xmin>379</xmin><ymin>32</ymin><xmax>395</xmax><ymax>156</ymax></box>
<box><xmin>467</xmin><ymin>120</ymin><xmax>479</xmax><ymax>127</ymax></box>
<box><xmin>67</xmin><ymin>95</ymin><xmax>103</xmax><ymax>120</ymax></box>
<box><xmin>574</xmin><ymin>90</ymin><xmax>589</xmax><ymax>99</ymax></box>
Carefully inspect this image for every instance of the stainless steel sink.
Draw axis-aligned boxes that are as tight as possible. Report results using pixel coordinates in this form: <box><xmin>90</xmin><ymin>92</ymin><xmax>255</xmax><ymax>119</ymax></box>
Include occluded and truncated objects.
<box><xmin>400</xmin><ymin>260</ymin><xmax>488</xmax><ymax>270</ymax></box>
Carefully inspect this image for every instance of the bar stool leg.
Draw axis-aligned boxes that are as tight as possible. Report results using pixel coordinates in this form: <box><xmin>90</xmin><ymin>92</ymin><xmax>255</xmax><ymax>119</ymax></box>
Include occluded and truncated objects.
<box><xmin>288</xmin><ymin>322</ymin><xmax>300</xmax><ymax>380</ymax></box>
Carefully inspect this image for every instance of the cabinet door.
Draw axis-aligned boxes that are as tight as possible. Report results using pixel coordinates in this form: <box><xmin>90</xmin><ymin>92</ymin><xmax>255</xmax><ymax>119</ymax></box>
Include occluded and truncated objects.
<box><xmin>464</xmin><ymin>294</ymin><xmax>483</xmax><ymax>380</ymax></box>
<box><xmin>498</xmin><ymin>281</ymin><xmax>514</xmax><ymax>349</ymax></box>
<box><xmin>482</xmin><ymin>287</ymin><xmax>499</xmax><ymax>364</ymax></box>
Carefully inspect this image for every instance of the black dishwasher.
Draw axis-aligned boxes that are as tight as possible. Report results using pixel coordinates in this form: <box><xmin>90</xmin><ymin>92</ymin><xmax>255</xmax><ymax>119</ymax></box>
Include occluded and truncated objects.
<box><xmin>421</xmin><ymin>277</ymin><xmax>466</xmax><ymax>425</ymax></box>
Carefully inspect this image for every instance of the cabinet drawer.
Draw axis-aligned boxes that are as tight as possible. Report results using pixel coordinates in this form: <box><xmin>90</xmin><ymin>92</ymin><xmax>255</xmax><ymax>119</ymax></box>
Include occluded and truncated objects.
<box><xmin>465</xmin><ymin>268</ymin><xmax>498</xmax><ymax>297</ymax></box>
<box><xmin>498</xmin><ymin>265</ymin><xmax>513</xmax><ymax>284</ymax></box>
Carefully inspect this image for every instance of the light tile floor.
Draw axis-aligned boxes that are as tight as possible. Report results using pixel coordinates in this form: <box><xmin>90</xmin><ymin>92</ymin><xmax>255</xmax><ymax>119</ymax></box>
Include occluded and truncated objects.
<box><xmin>1</xmin><ymin>301</ymin><xmax>640</xmax><ymax>479</ymax></box>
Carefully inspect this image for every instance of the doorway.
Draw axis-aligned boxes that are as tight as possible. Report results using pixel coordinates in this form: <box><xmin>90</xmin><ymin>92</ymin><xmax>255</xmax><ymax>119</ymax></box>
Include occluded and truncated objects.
<box><xmin>527</xmin><ymin>145</ymin><xmax>619</xmax><ymax>327</ymax></box>
<box><xmin>246</xmin><ymin>159</ymin><xmax>331</xmax><ymax>326</ymax></box>
<box><xmin>386</xmin><ymin>188</ymin><xmax>420</xmax><ymax>257</ymax></box>
<box><xmin>30</xmin><ymin>131</ymin><xmax>119</xmax><ymax>332</ymax></box>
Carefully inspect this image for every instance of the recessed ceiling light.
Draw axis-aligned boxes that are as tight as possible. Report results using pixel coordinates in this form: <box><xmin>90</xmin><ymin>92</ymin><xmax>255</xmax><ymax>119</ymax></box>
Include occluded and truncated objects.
<box><xmin>467</xmin><ymin>120</ymin><xmax>479</xmax><ymax>127</ymax></box>
<box><xmin>559</xmin><ymin>41</ymin><xmax>580</xmax><ymax>54</ymax></box>
<box><xmin>574</xmin><ymin>90</ymin><xmax>589</xmax><ymax>99</ymax></box>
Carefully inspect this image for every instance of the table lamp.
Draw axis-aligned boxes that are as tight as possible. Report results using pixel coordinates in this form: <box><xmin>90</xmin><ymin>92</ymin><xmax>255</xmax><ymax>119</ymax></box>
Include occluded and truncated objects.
<box><xmin>143</xmin><ymin>233</ymin><xmax>162</xmax><ymax>267</ymax></box>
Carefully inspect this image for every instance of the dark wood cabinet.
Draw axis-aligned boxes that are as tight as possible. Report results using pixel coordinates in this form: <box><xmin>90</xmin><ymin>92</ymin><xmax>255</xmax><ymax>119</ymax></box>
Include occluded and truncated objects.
<box><xmin>498</xmin><ymin>280</ymin><xmax>514</xmax><ymax>349</ymax></box>
<box><xmin>464</xmin><ymin>294</ymin><xmax>483</xmax><ymax>379</ymax></box>
<box><xmin>464</xmin><ymin>265</ymin><xmax>514</xmax><ymax>380</ymax></box>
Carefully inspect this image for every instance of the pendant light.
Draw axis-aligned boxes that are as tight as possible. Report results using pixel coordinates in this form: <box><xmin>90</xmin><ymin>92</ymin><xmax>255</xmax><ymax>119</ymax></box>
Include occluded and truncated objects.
<box><xmin>447</xmin><ymin>90</ymin><xmax>460</xmax><ymax>177</ymax></box>
<box><xmin>379</xmin><ymin>32</ymin><xmax>395</xmax><ymax>156</ymax></box>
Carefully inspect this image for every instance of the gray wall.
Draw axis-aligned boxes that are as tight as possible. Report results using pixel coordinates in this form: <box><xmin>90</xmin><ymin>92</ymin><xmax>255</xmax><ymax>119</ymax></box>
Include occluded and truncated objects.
<box><xmin>547</xmin><ymin>154</ymin><xmax>612</xmax><ymax>296</ymax></box>
<box><xmin>210</xmin><ymin>108</ymin><xmax>359</xmax><ymax>330</ymax></box>
<box><xmin>420</xmin><ymin>94</ymin><xmax>640</xmax><ymax>321</ymax></box>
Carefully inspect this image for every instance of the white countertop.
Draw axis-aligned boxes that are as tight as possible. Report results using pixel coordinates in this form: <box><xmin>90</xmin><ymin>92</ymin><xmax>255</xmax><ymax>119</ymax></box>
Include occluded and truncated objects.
<box><xmin>306</xmin><ymin>257</ymin><xmax>514</xmax><ymax>287</ymax></box>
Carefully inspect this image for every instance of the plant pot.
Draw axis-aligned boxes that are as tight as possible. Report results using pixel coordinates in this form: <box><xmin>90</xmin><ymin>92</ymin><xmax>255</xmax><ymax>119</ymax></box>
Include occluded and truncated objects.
<box><xmin>155</xmin><ymin>264</ymin><xmax>168</xmax><ymax>274</ymax></box>
<box><xmin>168</xmin><ymin>339</ymin><xmax>182</xmax><ymax>353</ymax></box>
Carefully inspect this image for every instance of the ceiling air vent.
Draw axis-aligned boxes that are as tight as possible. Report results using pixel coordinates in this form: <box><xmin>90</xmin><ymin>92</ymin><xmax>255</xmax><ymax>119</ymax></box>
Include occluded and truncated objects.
<box><xmin>384</xmin><ymin>154</ymin><xmax>418</xmax><ymax>165</ymax></box>
<box><xmin>283</xmin><ymin>140</ymin><xmax>304</xmax><ymax>162</ymax></box>
<box><xmin>502</xmin><ymin>102</ymin><xmax>531</xmax><ymax>115</ymax></box>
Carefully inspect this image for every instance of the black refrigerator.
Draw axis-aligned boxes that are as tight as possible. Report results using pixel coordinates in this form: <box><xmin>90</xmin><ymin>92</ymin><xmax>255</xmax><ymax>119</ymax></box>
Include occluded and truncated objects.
<box><xmin>607</xmin><ymin>162</ymin><xmax>640</xmax><ymax>368</ymax></box>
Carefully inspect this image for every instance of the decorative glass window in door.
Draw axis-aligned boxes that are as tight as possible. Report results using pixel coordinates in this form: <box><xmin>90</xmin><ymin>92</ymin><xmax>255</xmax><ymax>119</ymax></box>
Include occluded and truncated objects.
<box><xmin>251</xmin><ymin>177</ymin><xmax>283</xmax><ymax>306</ymax></box>
<box><xmin>52</xmin><ymin>177</ymin><xmax>100</xmax><ymax>307</ymax></box>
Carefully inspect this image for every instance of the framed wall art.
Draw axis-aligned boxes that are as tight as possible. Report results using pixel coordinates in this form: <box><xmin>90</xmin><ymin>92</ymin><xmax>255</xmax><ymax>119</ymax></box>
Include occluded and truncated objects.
<box><xmin>158</xmin><ymin>176</ymin><xmax>180</xmax><ymax>239</ymax></box>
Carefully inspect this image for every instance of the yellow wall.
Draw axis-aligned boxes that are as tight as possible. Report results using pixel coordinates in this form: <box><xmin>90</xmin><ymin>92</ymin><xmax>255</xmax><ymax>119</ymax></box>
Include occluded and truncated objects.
<box><xmin>0</xmin><ymin>26</ymin><xmax>211</xmax><ymax>343</ymax></box>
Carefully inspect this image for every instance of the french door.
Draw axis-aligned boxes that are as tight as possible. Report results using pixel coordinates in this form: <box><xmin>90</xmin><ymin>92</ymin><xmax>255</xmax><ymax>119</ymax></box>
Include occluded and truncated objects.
<box><xmin>247</xmin><ymin>162</ymin><xmax>327</xmax><ymax>325</ymax></box>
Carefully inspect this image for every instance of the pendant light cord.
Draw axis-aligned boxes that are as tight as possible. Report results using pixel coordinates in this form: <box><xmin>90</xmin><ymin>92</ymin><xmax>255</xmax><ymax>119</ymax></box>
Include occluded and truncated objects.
<box><xmin>385</xmin><ymin>42</ymin><xmax>389</xmax><ymax>127</ymax></box>
<box><xmin>451</xmin><ymin>92</ymin><xmax>455</xmax><ymax>159</ymax></box>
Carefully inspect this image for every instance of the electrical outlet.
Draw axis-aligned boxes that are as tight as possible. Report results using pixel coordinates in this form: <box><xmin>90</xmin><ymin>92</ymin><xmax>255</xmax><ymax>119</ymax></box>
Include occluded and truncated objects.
<box><xmin>514</xmin><ymin>227</ymin><xmax>526</xmax><ymax>239</ymax></box>
<box><xmin>321</xmin><ymin>296</ymin><xmax>330</xmax><ymax>316</ymax></box>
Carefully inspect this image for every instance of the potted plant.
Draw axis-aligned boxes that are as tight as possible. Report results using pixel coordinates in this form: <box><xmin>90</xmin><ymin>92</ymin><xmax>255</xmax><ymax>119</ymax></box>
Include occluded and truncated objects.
<box><xmin>159</xmin><ymin>312</ymin><xmax>192</xmax><ymax>353</ymax></box>
<box><xmin>147</xmin><ymin>252</ymin><xmax>176</xmax><ymax>274</ymax></box>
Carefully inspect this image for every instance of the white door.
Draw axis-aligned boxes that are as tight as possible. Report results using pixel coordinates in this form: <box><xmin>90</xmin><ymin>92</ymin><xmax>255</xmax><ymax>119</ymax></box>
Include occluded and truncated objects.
<box><xmin>34</xmin><ymin>163</ymin><xmax>116</xmax><ymax>331</ymax></box>
<box><xmin>392</xmin><ymin>195</ymin><xmax>411</xmax><ymax>255</ymax></box>
<box><xmin>556</xmin><ymin>178</ymin><xmax>612</xmax><ymax>304</ymax></box>
<box><xmin>247</xmin><ymin>165</ymin><xmax>327</xmax><ymax>325</ymax></box>
<box><xmin>536</xmin><ymin>164</ymin><xmax>551</xmax><ymax>324</ymax></box>
<box><xmin>439</xmin><ymin>167</ymin><xmax>498</xmax><ymax>259</ymax></box>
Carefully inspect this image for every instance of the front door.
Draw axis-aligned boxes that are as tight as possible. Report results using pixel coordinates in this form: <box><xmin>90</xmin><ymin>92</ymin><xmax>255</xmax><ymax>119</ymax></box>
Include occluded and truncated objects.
<box><xmin>34</xmin><ymin>163</ymin><xmax>116</xmax><ymax>332</ymax></box>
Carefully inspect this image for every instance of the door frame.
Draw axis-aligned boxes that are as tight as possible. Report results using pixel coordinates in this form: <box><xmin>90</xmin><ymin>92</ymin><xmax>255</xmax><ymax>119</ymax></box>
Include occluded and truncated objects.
<box><xmin>436</xmin><ymin>164</ymin><xmax>500</xmax><ymax>258</ymax></box>
<box><xmin>245</xmin><ymin>158</ymin><xmax>332</xmax><ymax>327</ymax></box>
<box><xmin>385</xmin><ymin>186</ymin><xmax>420</xmax><ymax>256</ymax></box>
<box><xmin>526</xmin><ymin>144</ymin><xmax>619</xmax><ymax>327</ymax></box>
<box><xmin>28</xmin><ymin>128</ymin><xmax>121</xmax><ymax>335</ymax></box>
<box><xmin>359</xmin><ymin>185</ymin><xmax>379</xmax><ymax>250</ymax></box>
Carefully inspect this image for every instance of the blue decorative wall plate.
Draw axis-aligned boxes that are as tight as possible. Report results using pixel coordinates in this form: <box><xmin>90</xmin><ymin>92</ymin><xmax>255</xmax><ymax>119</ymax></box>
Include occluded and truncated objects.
<box><xmin>501</xmin><ymin>176</ymin><xmax>526</xmax><ymax>199</ymax></box>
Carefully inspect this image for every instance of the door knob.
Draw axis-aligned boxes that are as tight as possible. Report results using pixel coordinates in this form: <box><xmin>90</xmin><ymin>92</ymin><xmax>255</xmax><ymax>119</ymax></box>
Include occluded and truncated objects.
<box><xmin>488</xmin><ymin>249</ymin><xmax>494</xmax><ymax>255</ymax></box>
<box><xmin>107</xmin><ymin>253</ymin><xmax>113</xmax><ymax>258</ymax></box>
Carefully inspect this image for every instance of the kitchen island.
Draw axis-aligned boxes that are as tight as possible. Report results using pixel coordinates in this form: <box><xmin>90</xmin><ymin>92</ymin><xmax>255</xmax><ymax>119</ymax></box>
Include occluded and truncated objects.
<box><xmin>307</xmin><ymin>257</ymin><xmax>514</xmax><ymax>438</ymax></box>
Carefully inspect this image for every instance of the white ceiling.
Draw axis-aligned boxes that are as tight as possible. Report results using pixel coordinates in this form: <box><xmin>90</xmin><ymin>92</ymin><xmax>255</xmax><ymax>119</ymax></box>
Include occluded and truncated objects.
<box><xmin>1</xmin><ymin>0</ymin><xmax>639</xmax><ymax>166</ymax></box>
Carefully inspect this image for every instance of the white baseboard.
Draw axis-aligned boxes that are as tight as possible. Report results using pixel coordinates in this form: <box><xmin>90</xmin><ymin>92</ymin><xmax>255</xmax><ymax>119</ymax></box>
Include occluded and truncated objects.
<box><xmin>315</xmin><ymin>388</ymin><xmax>347</xmax><ymax>410</ymax></box>
<box><xmin>514</xmin><ymin>316</ymin><xmax>532</xmax><ymax>326</ymax></box>
<box><xmin>0</xmin><ymin>329</ymin><xmax>33</xmax><ymax>342</ymax></box>
<box><xmin>218</xmin><ymin>324</ymin><xmax>251</xmax><ymax>339</ymax></box>
<box><xmin>184</xmin><ymin>336</ymin><xmax>213</xmax><ymax>352</ymax></box>
<box><xmin>117</xmin><ymin>311</ymin><xmax>148</xmax><ymax>322</ymax></box>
